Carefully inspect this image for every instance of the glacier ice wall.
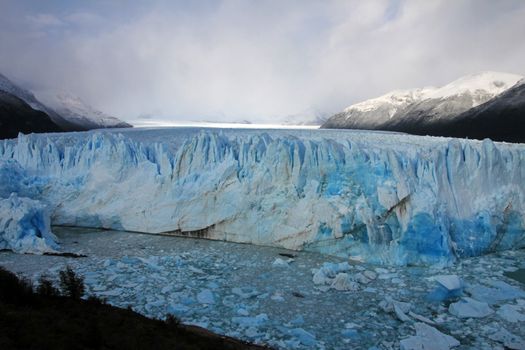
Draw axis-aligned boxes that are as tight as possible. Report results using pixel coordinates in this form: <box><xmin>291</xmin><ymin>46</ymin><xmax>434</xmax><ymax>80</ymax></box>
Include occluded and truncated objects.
<box><xmin>0</xmin><ymin>193</ymin><xmax>58</xmax><ymax>254</ymax></box>
<box><xmin>0</xmin><ymin>129</ymin><xmax>524</xmax><ymax>265</ymax></box>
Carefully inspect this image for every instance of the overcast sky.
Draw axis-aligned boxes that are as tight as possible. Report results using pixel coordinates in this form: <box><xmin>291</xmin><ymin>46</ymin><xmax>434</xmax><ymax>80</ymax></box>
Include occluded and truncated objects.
<box><xmin>1</xmin><ymin>0</ymin><xmax>524</xmax><ymax>123</ymax></box>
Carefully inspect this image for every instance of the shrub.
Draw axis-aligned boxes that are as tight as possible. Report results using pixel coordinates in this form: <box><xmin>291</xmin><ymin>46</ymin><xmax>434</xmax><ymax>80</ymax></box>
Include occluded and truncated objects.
<box><xmin>36</xmin><ymin>275</ymin><xmax>60</xmax><ymax>297</ymax></box>
<box><xmin>0</xmin><ymin>267</ymin><xmax>33</xmax><ymax>305</ymax></box>
<box><xmin>86</xmin><ymin>295</ymin><xmax>107</xmax><ymax>305</ymax></box>
<box><xmin>59</xmin><ymin>266</ymin><xmax>85</xmax><ymax>300</ymax></box>
<box><xmin>165</xmin><ymin>314</ymin><xmax>181</xmax><ymax>327</ymax></box>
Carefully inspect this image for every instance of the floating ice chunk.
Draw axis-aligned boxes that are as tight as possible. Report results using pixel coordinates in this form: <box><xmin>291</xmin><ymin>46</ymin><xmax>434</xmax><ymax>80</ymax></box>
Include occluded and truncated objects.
<box><xmin>145</xmin><ymin>299</ymin><xmax>165</xmax><ymax>312</ymax></box>
<box><xmin>435</xmin><ymin>275</ymin><xmax>463</xmax><ymax>291</ymax></box>
<box><xmin>180</xmin><ymin>295</ymin><xmax>196</xmax><ymax>305</ymax></box>
<box><xmin>188</xmin><ymin>266</ymin><xmax>205</xmax><ymax>274</ymax></box>
<box><xmin>497</xmin><ymin>304</ymin><xmax>525</xmax><ymax>323</ymax></box>
<box><xmin>272</xmin><ymin>258</ymin><xmax>290</xmax><ymax>267</ymax></box>
<box><xmin>380</xmin><ymin>297</ymin><xmax>411</xmax><ymax>313</ymax></box>
<box><xmin>143</xmin><ymin>259</ymin><xmax>163</xmax><ymax>272</ymax></box>
<box><xmin>120</xmin><ymin>256</ymin><xmax>141</xmax><ymax>265</ymax></box>
<box><xmin>449</xmin><ymin>297</ymin><xmax>493</xmax><ymax>318</ymax></box>
<box><xmin>400</xmin><ymin>322</ymin><xmax>460</xmax><ymax>350</ymax></box>
<box><xmin>196</xmin><ymin>289</ymin><xmax>215</xmax><ymax>304</ymax></box>
<box><xmin>232</xmin><ymin>313</ymin><xmax>268</xmax><ymax>328</ymax></box>
<box><xmin>244</xmin><ymin>327</ymin><xmax>262</xmax><ymax>339</ymax></box>
<box><xmin>232</xmin><ymin>287</ymin><xmax>259</xmax><ymax>299</ymax></box>
<box><xmin>236</xmin><ymin>308</ymin><xmax>249</xmax><ymax>316</ymax></box>
<box><xmin>363</xmin><ymin>270</ymin><xmax>377</xmax><ymax>281</ymax></box>
<box><xmin>467</xmin><ymin>280</ymin><xmax>525</xmax><ymax>304</ymax></box>
<box><xmin>331</xmin><ymin>273</ymin><xmax>359</xmax><ymax>291</ymax></box>
<box><xmin>313</xmin><ymin>262</ymin><xmax>357</xmax><ymax>287</ymax></box>
<box><xmin>344</xmin><ymin>322</ymin><xmax>360</xmax><ymax>329</ymax></box>
<box><xmin>206</xmin><ymin>281</ymin><xmax>219</xmax><ymax>289</ymax></box>
<box><xmin>312</xmin><ymin>269</ymin><xmax>331</xmax><ymax>285</ymax></box>
<box><xmin>270</xmin><ymin>292</ymin><xmax>285</xmax><ymax>302</ymax></box>
<box><xmin>408</xmin><ymin>311</ymin><xmax>436</xmax><ymax>325</ymax></box>
<box><xmin>378</xmin><ymin>272</ymin><xmax>398</xmax><ymax>280</ymax></box>
<box><xmin>167</xmin><ymin>303</ymin><xmax>190</xmax><ymax>317</ymax></box>
<box><xmin>341</xmin><ymin>328</ymin><xmax>359</xmax><ymax>339</ymax></box>
<box><xmin>374</xmin><ymin>268</ymin><xmax>389</xmax><ymax>274</ymax></box>
<box><xmin>379</xmin><ymin>297</ymin><xmax>413</xmax><ymax>322</ymax></box>
<box><xmin>354</xmin><ymin>272</ymin><xmax>372</xmax><ymax>284</ymax></box>
<box><xmin>290</xmin><ymin>328</ymin><xmax>316</xmax><ymax>346</ymax></box>
<box><xmin>289</xmin><ymin>315</ymin><xmax>304</xmax><ymax>326</ymax></box>
<box><xmin>0</xmin><ymin>193</ymin><xmax>58</xmax><ymax>254</ymax></box>
<box><xmin>427</xmin><ymin>275</ymin><xmax>464</xmax><ymax>302</ymax></box>
<box><xmin>394</xmin><ymin>303</ymin><xmax>412</xmax><ymax>322</ymax></box>
<box><xmin>320</xmin><ymin>262</ymin><xmax>351</xmax><ymax>277</ymax></box>
<box><xmin>488</xmin><ymin>327</ymin><xmax>525</xmax><ymax>350</ymax></box>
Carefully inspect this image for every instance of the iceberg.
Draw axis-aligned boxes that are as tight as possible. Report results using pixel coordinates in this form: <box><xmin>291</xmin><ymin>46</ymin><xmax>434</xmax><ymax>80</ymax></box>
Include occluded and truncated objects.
<box><xmin>400</xmin><ymin>322</ymin><xmax>460</xmax><ymax>350</ymax></box>
<box><xmin>0</xmin><ymin>128</ymin><xmax>524</xmax><ymax>265</ymax></box>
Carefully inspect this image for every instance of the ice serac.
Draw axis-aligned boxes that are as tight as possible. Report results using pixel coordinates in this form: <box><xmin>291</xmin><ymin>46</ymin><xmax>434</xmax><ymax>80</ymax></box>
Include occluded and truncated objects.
<box><xmin>0</xmin><ymin>128</ymin><xmax>524</xmax><ymax>265</ymax></box>
<box><xmin>0</xmin><ymin>193</ymin><xmax>58</xmax><ymax>254</ymax></box>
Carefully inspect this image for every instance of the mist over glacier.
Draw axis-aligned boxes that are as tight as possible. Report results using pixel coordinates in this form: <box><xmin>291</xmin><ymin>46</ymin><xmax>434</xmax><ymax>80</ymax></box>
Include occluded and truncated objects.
<box><xmin>1</xmin><ymin>128</ymin><xmax>524</xmax><ymax>265</ymax></box>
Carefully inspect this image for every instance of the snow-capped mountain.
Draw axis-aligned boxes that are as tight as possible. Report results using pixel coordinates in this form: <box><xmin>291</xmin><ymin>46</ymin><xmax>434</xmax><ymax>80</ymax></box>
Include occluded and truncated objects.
<box><xmin>0</xmin><ymin>73</ymin><xmax>131</xmax><ymax>131</ymax></box>
<box><xmin>0</xmin><ymin>90</ymin><xmax>62</xmax><ymax>139</ymax></box>
<box><xmin>322</xmin><ymin>72</ymin><xmax>523</xmax><ymax>141</ymax></box>
<box><xmin>36</xmin><ymin>92</ymin><xmax>132</xmax><ymax>130</ymax></box>
<box><xmin>0</xmin><ymin>73</ymin><xmax>72</xmax><ymax>128</ymax></box>
<box><xmin>0</xmin><ymin>73</ymin><xmax>48</xmax><ymax>112</ymax></box>
<box><xmin>430</xmin><ymin>79</ymin><xmax>525</xmax><ymax>143</ymax></box>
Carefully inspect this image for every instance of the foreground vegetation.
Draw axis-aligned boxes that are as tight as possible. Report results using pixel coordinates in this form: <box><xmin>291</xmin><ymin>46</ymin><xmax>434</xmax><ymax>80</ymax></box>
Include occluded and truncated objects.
<box><xmin>0</xmin><ymin>267</ymin><xmax>270</xmax><ymax>350</ymax></box>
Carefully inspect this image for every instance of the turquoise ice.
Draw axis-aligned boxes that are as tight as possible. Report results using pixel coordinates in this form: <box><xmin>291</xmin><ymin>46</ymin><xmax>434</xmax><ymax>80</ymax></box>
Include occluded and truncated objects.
<box><xmin>0</xmin><ymin>128</ymin><xmax>523</xmax><ymax>265</ymax></box>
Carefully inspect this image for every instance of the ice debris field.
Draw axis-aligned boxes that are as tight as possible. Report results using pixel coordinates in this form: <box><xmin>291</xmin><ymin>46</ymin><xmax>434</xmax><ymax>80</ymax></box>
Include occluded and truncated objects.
<box><xmin>1</xmin><ymin>227</ymin><xmax>524</xmax><ymax>350</ymax></box>
<box><xmin>1</xmin><ymin>127</ymin><xmax>524</xmax><ymax>265</ymax></box>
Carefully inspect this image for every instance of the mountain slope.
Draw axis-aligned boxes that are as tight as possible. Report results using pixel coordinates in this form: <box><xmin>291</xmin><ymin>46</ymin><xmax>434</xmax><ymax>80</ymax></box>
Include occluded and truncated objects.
<box><xmin>0</xmin><ymin>73</ymin><xmax>75</xmax><ymax>130</ymax></box>
<box><xmin>37</xmin><ymin>92</ymin><xmax>132</xmax><ymax>129</ymax></box>
<box><xmin>0</xmin><ymin>91</ymin><xmax>62</xmax><ymax>139</ymax></box>
<box><xmin>0</xmin><ymin>73</ymin><xmax>131</xmax><ymax>131</ymax></box>
<box><xmin>322</xmin><ymin>72</ymin><xmax>523</xmax><ymax>142</ymax></box>
<box><xmin>426</xmin><ymin>80</ymin><xmax>525</xmax><ymax>143</ymax></box>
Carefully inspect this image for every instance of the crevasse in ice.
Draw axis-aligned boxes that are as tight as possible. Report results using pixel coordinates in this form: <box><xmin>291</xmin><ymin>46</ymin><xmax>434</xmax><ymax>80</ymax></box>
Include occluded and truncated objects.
<box><xmin>0</xmin><ymin>128</ymin><xmax>523</xmax><ymax>265</ymax></box>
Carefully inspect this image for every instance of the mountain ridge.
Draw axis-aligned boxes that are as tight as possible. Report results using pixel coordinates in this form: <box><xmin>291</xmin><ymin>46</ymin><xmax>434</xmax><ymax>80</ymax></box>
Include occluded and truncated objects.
<box><xmin>322</xmin><ymin>71</ymin><xmax>524</xmax><ymax>142</ymax></box>
<box><xmin>36</xmin><ymin>92</ymin><xmax>132</xmax><ymax>129</ymax></box>
<box><xmin>0</xmin><ymin>90</ymin><xmax>62</xmax><ymax>139</ymax></box>
<box><xmin>0</xmin><ymin>73</ymin><xmax>131</xmax><ymax>131</ymax></box>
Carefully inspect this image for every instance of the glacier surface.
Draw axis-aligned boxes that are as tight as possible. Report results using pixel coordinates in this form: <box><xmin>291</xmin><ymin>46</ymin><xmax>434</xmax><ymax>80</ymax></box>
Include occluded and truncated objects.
<box><xmin>0</xmin><ymin>128</ymin><xmax>524</xmax><ymax>265</ymax></box>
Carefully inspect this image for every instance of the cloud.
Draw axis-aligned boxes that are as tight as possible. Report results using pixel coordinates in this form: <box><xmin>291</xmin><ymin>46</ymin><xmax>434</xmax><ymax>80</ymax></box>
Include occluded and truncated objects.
<box><xmin>64</xmin><ymin>12</ymin><xmax>104</xmax><ymax>26</ymax></box>
<box><xmin>1</xmin><ymin>0</ymin><xmax>524</xmax><ymax>123</ymax></box>
<box><xmin>26</xmin><ymin>13</ymin><xmax>64</xmax><ymax>27</ymax></box>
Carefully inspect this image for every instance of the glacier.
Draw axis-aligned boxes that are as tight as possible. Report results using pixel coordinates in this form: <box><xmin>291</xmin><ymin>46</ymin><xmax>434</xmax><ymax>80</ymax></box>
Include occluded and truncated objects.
<box><xmin>0</xmin><ymin>128</ymin><xmax>524</xmax><ymax>265</ymax></box>
<box><xmin>0</xmin><ymin>193</ymin><xmax>58</xmax><ymax>254</ymax></box>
